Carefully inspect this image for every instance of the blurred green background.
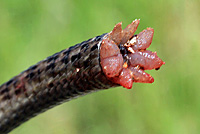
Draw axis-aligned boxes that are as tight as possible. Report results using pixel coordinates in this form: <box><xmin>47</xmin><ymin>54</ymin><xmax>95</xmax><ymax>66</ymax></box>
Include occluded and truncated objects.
<box><xmin>0</xmin><ymin>0</ymin><xmax>200</xmax><ymax>134</ymax></box>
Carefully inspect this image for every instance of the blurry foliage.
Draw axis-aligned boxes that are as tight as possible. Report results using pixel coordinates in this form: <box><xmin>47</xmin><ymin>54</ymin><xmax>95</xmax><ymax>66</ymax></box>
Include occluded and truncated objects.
<box><xmin>0</xmin><ymin>0</ymin><xmax>200</xmax><ymax>134</ymax></box>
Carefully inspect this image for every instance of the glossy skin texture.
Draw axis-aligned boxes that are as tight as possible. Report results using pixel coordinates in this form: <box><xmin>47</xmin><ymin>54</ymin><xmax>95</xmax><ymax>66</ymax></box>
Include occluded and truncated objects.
<box><xmin>131</xmin><ymin>28</ymin><xmax>154</xmax><ymax>50</ymax></box>
<box><xmin>128</xmin><ymin>50</ymin><xmax>164</xmax><ymax>70</ymax></box>
<box><xmin>100</xmin><ymin>39</ymin><xmax>123</xmax><ymax>77</ymax></box>
<box><xmin>100</xmin><ymin>19</ymin><xmax>165</xmax><ymax>89</ymax></box>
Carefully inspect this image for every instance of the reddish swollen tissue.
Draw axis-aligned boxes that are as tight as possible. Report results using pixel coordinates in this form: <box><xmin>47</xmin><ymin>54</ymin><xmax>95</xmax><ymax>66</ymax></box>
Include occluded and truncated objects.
<box><xmin>131</xmin><ymin>28</ymin><xmax>154</xmax><ymax>50</ymax></box>
<box><xmin>128</xmin><ymin>50</ymin><xmax>164</xmax><ymax>70</ymax></box>
<box><xmin>100</xmin><ymin>19</ymin><xmax>165</xmax><ymax>89</ymax></box>
<box><xmin>100</xmin><ymin>38</ymin><xmax>120</xmax><ymax>59</ymax></box>
<box><xmin>112</xmin><ymin>68</ymin><xmax>133</xmax><ymax>89</ymax></box>
<box><xmin>129</xmin><ymin>67</ymin><xmax>154</xmax><ymax>83</ymax></box>
<box><xmin>100</xmin><ymin>54</ymin><xmax>123</xmax><ymax>78</ymax></box>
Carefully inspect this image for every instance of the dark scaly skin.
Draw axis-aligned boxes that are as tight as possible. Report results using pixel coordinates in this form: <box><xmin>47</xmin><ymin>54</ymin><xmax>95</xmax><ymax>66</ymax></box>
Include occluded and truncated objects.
<box><xmin>0</xmin><ymin>20</ymin><xmax>165</xmax><ymax>133</ymax></box>
<box><xmin>0</xmin><ymin>33</ymin><xmax>118</xmax><ymax>133</ymax></box>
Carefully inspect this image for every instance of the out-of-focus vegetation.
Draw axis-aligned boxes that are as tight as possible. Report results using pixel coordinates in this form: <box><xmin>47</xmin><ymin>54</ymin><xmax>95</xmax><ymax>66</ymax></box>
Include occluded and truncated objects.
<box><xmin>0</xmin><ymin>0</ymin><xmax>200</xmax><ymax>134</ymax></box>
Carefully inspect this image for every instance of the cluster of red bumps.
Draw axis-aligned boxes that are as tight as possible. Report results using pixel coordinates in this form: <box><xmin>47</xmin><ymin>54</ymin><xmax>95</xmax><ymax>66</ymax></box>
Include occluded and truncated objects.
<box><xmin>100</xmin><ymin>19</ymin><xmax>165</xmax><ymax>89</ymax></box>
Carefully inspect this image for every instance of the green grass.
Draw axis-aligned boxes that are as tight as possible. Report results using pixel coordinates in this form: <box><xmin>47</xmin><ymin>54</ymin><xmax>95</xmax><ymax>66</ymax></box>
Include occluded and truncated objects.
<box><xmin>0</xmin><ymin>0</ymin><xmax>200</xmax><ymax>133</ymax></box>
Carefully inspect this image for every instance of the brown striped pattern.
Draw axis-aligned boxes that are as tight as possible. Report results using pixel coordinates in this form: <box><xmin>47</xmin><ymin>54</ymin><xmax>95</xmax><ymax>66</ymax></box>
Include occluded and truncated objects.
<box><xmin>0</xmin><ymin>33</ymin><xmax>117</xmax><ymax>133</ymax></box>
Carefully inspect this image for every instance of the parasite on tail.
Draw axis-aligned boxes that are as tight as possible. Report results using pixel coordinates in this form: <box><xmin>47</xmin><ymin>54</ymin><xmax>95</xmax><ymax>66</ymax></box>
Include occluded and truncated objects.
<box><xmin>100</xmin><ymin>19</ymin><xmax>165</xmax><ymax>89</ymax></box>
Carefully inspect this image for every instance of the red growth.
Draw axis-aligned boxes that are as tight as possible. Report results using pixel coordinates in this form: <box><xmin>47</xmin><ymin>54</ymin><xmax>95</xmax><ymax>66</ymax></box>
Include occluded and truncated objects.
<box><xmin>100</xmin><ymin>19</ymin><xmax>165</xmax><ymax>89</ymax></box>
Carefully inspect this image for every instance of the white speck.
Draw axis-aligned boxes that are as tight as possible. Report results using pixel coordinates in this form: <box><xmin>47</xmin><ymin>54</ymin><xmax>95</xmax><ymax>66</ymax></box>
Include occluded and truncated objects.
<box><xmin>129</xmin><ymin>37</ymin><xmax>137</xmax><ymax>44</ymax></box>
<box><xmin>0</xmin><ymin>112</ymin><xmax>3</xmax><ymax>120</ymax></box>
<box><xmin>76</xmin><ymin>68</ymin><xmax>80</xmax><ymax>72</ymax></box>
<box><xmin>97</xmin><ymin>40</ymin><xmax>103</xmax><ymax>49</ymax></box>
<box><xmin>128</xmin><ymin>47</ymin><xmax>135</xmax><ymax>53</ymax></box>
